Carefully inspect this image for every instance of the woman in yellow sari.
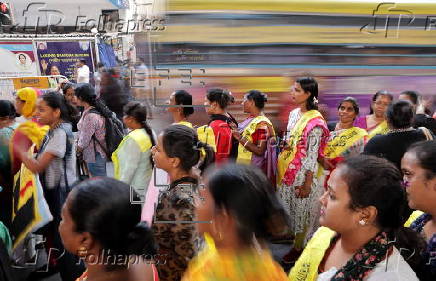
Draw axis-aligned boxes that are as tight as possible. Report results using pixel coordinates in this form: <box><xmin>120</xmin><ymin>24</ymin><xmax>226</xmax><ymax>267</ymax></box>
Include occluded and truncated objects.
<box><xmin>320</xmin><ymin>97</ymin><xmax>368</xmax><ymax>189</ymax></box>
<box><xmin>183</xmin><ymin>164</ymin><xmax>289</xmax><ymax>281</ymax></box>
<box><xmin>277</xmin><ymin>77</ymin><xmax>330</xmax><ymax>263</ymax></box>
<box><xmin>354</xmin><ymin>90</ymin><xmax>393</xmax><ymax>140</ymax></box>
<box><xmin>231</xmin><ymin>90</ymin><xmax>276</xmax><ymax>184</ymax></box>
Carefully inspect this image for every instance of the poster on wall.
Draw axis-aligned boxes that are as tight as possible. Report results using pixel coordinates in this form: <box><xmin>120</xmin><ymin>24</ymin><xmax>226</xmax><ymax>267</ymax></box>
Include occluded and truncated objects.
<box><xmin>35</xmin><ymin>41</ymin><xmax>95</xmax><ymax>82</ymax></box>
<box><xmin>0</xmin><ymin>41</ymin><xmax>38</xmax><ymax>77</ymax></box>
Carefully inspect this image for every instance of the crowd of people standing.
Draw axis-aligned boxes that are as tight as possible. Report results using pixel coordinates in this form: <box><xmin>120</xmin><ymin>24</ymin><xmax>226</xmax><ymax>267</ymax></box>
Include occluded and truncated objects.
<box><xmin>0</xmin><ymin>75</ymin><xmax>435</xmax><ymax>281</ymax></box>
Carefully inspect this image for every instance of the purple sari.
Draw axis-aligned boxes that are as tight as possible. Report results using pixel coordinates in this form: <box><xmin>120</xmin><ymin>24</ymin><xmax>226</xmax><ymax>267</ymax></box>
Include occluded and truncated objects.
<box><xmin>239</xmin><ymin>117</ymin><xmax>277</xmax><ymax>187</ymax></box>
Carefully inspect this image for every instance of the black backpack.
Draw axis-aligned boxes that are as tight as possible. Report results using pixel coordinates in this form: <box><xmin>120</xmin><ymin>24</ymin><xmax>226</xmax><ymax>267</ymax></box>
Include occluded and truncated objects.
<box><xmin>89</xmin><ymin>107</ymin><xmax>125</xmax><ymax>160</ymax></box>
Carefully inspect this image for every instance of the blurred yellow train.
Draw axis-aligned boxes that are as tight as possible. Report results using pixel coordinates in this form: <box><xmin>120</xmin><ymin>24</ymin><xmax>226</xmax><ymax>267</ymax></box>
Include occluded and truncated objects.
<box><xmin>135</xmin><ymin>0</ymin><xmax>436</xmax><ymax>131</ymax></box>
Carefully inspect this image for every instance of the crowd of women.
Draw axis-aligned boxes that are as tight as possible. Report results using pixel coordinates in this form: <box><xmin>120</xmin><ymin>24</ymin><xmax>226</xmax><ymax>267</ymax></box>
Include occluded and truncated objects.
<box><xmin>0</xmin><ymin>76</ymin><xmax>435</xmax><ymax>281</ymax></box>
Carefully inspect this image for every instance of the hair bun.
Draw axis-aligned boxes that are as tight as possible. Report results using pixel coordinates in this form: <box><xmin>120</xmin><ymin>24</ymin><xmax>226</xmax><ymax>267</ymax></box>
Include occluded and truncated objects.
<box><xmin>263</xmin><ymin>93</ymin><xmax>268</xmax><ymax>103</ymax></box>
<box><xmin>125</xmin><ymin>221</ymin><xmax>157</xmax><ymax>256</ymax></box>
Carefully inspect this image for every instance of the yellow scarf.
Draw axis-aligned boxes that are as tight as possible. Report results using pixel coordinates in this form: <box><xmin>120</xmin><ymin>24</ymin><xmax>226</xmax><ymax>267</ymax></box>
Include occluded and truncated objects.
<box><xmin>178</xmin><ymin>120</ymin><xmax>193</xmax><ymax>128</ymax></box>
<box><xmin>288</xmin><ymin>227</ymin><xmax>336</xmax><ymax>281</ymax></box>
<box><xmin>277</xmin><ymin>110</ymin><xmax>323</xmax><ymax>186</ymax></box>
<box><xmin>14</xmin><ymin>121</ymin><xmax>49</xmax><ymax>149</ymax></box>
<box><xmin>324</xmin><ymin>127</ymin><xmax>368</xmax><ymax>159</ymax></box>
<box><xmin>237</xmin><ymin>115</ymin><xmax>275</xmax><ymax>165</ymax></box>
<box><xmin>367</xmin><ymin>120</ymin><xmax>389</xmax><ymax>140</ymax></box>
<box><xmin>183</xmin><ymin>233</ymin><xmax>288</xmax><ymax>281</ymax></box>
<box><xmin>111</xmin><ymin>129</ymin><xmax>152</xmax><ymax>179</ymax></box>
<box><xmin>404</xmin><ymin>210</ymin><xmax>425</xmax><ymax>227</ymax></box>
<box><xmin>16</xmin><ymin>87</ymin><xmax>38</xmax><ymax>119</ymax></box>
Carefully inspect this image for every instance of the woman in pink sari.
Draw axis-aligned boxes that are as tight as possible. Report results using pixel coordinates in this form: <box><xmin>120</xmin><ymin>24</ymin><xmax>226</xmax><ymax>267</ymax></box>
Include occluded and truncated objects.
<box><xmin>277</xmin><ymin>77</ymin><xmax>330</xmax><ymax>264</ymax></box>
<box><xmin>354</xmin><ymin>90</ymin><xmax>393</xmax><ymax>139</ymax></box>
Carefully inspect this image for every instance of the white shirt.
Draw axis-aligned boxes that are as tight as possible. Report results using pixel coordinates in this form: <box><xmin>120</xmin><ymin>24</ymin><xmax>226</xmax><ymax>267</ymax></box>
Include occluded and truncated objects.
<box><xmin>317</xmin><ymin>247</ymin><xmax>419</xmax><ymax>281</ymax></box>
<box><xmin>77</xmin><ymin>65</ymin><xmax>90</xmax><ymax>83</ymax></box>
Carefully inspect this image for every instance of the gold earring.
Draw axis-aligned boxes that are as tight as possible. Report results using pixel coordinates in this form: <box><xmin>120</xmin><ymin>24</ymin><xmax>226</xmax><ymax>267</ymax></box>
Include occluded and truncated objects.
<box><xmin>77</xmin><ymin>246</ymin><xmax>88</xmax><ymax>258</ymax></box>
<box><xmin>211</xmin><ymin>221</ymin><xmax>224</xmax><ymax>241</ymax></box>
<box><xmin>218</xmin><ymin>231</ymin><xmax>223</xmax><ymax>241</ymax></box>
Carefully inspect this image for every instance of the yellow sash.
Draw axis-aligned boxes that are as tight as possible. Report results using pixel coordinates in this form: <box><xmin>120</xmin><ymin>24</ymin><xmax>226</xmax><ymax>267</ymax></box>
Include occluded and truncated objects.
<box><xmin>15</xmin><ymin>121</ymin><xmax>49</xmax><ymax>149</ymax></box>
<box><xmin>404</xmin><ymin>210</ymin><xmax>425</xmax><ymax>227</ymax></box>
<box><xmin>111</xmin><ymin>129</ymin><xmax>152</xmax><ymax>179</ymax></box>
<box><xmin>237</xmin><ymin>115</ymin><xmax>275</xmax><ymax>165</ymax></box>
<box><xmin>197</xmin><ymin>125</ymin><xmax>217</xmax><ymax>152</ymax></box>
<box><xmin>183</xmin><ymin>232</ymin><xmax>288</xmax><ymax>281</ymax></box>
<box><xmin>178</xmin><ymin>120</ymin><xmax>193</xmax><ymax>128</ymax></box>
<box><xmin>368</xmin><ymin>120</ymin><xmax>389</xmax><ymax>140</ymax></box>
<box><xmin>288</xmin><ymin>227</ymin><xmax>336</xmax><ymax>281</ymax></box>
<box><xmin>277</xmin><ymin>110</ymin><xmax>323</xmax><ymax>186</ymax></box>
<box><xmin>324</xmin><ymin>127</ymin><xmax>368</xmax><ymax>159</ymax></box>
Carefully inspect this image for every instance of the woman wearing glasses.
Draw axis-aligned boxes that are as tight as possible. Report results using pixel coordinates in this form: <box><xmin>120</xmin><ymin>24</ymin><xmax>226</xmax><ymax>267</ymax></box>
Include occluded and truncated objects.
<box><xmin>354</xmin><ymin>90</ymin><xmax>393</xmax><ymax>140</ymax></box>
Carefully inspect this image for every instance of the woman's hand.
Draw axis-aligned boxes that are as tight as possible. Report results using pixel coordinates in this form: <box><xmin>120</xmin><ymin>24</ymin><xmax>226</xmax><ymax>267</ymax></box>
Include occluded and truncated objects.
<box><xmin>319</xmin><ymin>156</ymin><xmax>335</xmax><ymax>170</ymax></box>
<box><xmin>76</xmin><ymin>145</ymin><xmax>83</xmax><ymax>154</ymax></box>
<box><xmin>41</xmin><ymin>60</ymin><xmax>48</xmax><ymax>72</ymax></box>
<box><xmin>295</xmin><ymin>172</ymin><xmax>313</xmax><ymax>198</ymax></box>
<box><xmin>232</xmin><ymin>129</ymin><xmax>242</xmax><ymax>142</ymax></box>
<box><xmin>295</xmin><ymin>183</ymin><xmax>311</xmax><ymax>198</ymax></box>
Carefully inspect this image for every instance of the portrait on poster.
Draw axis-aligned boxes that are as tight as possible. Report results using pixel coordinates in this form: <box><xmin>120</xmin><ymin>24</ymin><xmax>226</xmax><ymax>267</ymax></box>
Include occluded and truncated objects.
<box><xmin>16</xmin><ymin>53</ymin><xmax>31</xmax><ymax>71</ymax></box>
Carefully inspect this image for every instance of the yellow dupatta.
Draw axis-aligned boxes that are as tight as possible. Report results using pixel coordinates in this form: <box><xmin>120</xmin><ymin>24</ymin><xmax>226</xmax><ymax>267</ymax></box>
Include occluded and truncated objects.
<box><xmin>237</xmin><ymin>115</ymin><xmax>275</xmax><ymax>165</ymax></box>
<box><xmin>324</xmin><ymin>127</ymin><xmax>368</xmax><ymax>159</ymax></box>
<box><xmin>16</xmin><ymin>87</ymin><xmax>38</xmax><ymax>119</ymax></box>
<box><xmin>404</xmin><ymin>210</ymin><xmax>425</xmax><ymax>227</ymax></box>
<box><xmin>183</xmin><ymin>233</ymin><xmax>288</xmax><ymax>281</ymax></box>
<box><xmin>178</xmin><ymin>120</ymin><xmax>193</xmax><ymax>128</ymax></box>
<box><xmin>288</xmin><ymin>227</ymin><xmax>336</xmax><ymax>281</ymax></box>
<box><xmin>277</xmin><ymin>110</ymin><xmax>324</xmax><ymax>186</ymax></box>
<box><xmin>111</xmin><ymin>129</ymin><xmax>152</xmax><ymax>179</ymax></box>
<box><xmin>367</xmin><ymin>120</ymin><xmax>389</xmax><ymax>140</ymax></box>
<box><xmin>197</xmin><ymin>125</ymin><xmax>217</xmax><ymax>152</ymax></box>
<box><xmin>11</xmin><ymin>87</ymin><xmax>49</xmax><ymax>151</ymax></box>
<box><xmin>13</xmin><ymin>121</ymin><xmax>49</xmax><ymax>149</ymax></box>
